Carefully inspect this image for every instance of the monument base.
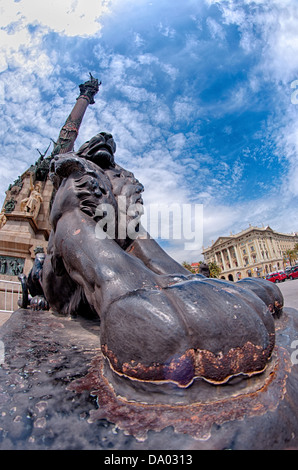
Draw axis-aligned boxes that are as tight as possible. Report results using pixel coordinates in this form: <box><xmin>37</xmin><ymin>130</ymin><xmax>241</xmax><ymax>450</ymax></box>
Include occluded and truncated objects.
<box><xmin>0</xmin><ymin>307</ymin><xmax>298</xmax><ymax>450</ymax></box>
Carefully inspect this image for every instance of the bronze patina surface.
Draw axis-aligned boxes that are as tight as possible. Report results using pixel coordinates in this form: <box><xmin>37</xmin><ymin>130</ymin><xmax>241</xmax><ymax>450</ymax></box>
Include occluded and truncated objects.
<box><xmin>36</xmin><ymin>133</ymin><xmax>281</xmax><ymax>390</ymax></box>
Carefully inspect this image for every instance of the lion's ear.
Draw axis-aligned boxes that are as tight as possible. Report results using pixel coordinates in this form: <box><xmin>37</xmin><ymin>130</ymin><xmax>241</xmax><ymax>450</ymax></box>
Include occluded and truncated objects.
<box><xmin>50</xmin><ymin>155</ymin><xmax>86</xmax><ymax>181</ymax></box>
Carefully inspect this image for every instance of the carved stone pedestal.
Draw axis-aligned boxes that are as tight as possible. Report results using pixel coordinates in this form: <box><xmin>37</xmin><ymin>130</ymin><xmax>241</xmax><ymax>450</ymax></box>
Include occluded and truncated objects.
<box><xmin>0</xmin><ymin>172</ymin><xmax>53</xmax><ymax>281</ymax></box>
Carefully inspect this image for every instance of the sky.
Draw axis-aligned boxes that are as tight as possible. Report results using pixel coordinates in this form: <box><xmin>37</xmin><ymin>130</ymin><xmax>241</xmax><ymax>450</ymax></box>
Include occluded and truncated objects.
<box><xmin>1</xmin><ymin>0</ymin><xmax>298</xmax><ymax>263</ymax></box>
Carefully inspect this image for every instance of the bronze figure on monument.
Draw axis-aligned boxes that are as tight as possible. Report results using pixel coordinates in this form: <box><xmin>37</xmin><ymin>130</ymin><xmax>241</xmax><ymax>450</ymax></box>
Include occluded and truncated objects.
<box><xmin>20</xmin><ymin>175</ymin><xmax>43</xmax><ymax>219</ymax></box>
<box><xmin>41</xmin><ymin>130</ymin><xmax>281</xmax><ymax>389</ymax></box>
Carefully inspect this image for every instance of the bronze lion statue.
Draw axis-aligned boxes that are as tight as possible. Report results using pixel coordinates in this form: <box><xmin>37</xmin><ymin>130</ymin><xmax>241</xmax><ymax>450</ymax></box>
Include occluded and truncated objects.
<box><xmin>40</xmin><ymin>132</ymin><xmax>282</xmax><ymax>389</ymax></box>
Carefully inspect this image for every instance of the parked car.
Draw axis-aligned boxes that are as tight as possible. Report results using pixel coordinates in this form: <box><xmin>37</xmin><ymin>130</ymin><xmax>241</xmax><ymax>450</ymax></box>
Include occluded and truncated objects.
<box><xmin>265</xmin><ymin>272</ymin><xmax>287</xmax><ymax>283</ymax></box>
<box><xmin>288</xmin><ymin>267</ymin><xmax>298</xmax><ymax>280</ymax></box>
<box><xmin>285</xmin><ymin>267</ymin><xmax>292</xmax><ymax>277</ymax></box>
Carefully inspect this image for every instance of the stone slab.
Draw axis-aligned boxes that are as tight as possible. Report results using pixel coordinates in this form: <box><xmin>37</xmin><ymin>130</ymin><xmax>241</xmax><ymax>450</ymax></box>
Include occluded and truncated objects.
<box><xmin>0</xmin><ymin>307</ymin><xmax>298</xmax><ymax>450</ymax></box>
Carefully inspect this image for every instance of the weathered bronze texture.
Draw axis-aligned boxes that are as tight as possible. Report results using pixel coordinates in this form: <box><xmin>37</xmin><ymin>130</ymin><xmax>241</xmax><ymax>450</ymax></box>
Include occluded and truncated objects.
<box><xmin>40</xmin><ymin>132</ymin><xmax>282</xmax><ymax>391</ymax></box>
<box><xmin>18</xmin><ymin>248</ymin><xmax>48</xmax><ymax>311</ymax></box>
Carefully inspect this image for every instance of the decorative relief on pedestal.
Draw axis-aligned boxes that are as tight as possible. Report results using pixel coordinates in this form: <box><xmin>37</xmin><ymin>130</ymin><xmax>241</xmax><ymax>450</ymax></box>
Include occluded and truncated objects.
<box><xmin>4</xmin><ymin>198</ymin><xmax>17</xmax><ymax>214</ymax></box>
<box><xmin>0</xmin><ymin>211</ymin><xmax>7</xmax><ymax>229</ymax></box>
<box><xmin>0</xmin><ymin>255</ymin><xmax>24</xmax><ymax>276</ymax></box>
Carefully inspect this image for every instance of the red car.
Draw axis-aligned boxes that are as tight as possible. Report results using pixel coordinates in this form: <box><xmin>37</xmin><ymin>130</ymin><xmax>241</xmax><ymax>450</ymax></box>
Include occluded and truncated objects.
<box><xmin>266</xmin><ymin>272</ymin><xmax>287</xmax><ymax>283</ymax></box>
<box><xmin>288</xmin><ymin>267</ymin><xmax>298</xmax><ymax>280</ymax></box>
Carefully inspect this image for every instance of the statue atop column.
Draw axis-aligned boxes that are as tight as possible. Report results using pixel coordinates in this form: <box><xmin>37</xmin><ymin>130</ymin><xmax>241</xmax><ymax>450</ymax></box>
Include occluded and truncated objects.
<box><xmin>78</xmin><ymin>73</ymin><xmax>101</xmax><ymax>105</ymax></box>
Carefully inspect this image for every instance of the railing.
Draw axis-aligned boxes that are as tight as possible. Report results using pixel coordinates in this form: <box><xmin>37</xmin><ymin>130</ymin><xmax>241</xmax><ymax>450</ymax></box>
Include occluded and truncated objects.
<box><xmin>0</xmin><ymin>279</ymin><xmax>22</xmax><ymax>313</ymax></box>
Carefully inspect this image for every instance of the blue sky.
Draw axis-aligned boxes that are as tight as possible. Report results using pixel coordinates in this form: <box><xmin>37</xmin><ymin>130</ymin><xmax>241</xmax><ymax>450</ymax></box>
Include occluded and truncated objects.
<box><xmin>1</xmin><ymin>0</ymin><xmax>298</xmax><ymax>262</ymax></box>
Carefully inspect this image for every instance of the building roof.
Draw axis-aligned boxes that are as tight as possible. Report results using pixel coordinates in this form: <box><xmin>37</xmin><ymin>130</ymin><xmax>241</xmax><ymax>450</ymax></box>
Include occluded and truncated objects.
<box><xmin>202</xmin><ymin>225</ymin><xmax>297</xmax><ymax>254</ymax></box>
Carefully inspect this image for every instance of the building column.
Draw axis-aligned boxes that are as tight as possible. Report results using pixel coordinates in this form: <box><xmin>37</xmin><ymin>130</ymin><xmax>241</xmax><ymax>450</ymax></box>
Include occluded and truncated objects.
<box><xmin>220</xmin><ymin>250</ymin><xmax>227</xmax><ymax>271</ymax></box>
<box><xmin>264</xmin><ymin>238</ymin><xmax>272</xmax><ymax>260</ymax></box>
<box><xmin>234</xmin><ymin>244</ymin><xmax>242</xmax><ymax>267</ymax></box>
<box><xmin>227</xmin><ymin>247</ymin><xmax>233</xmax><ymax>268</ymax></box>
<box><xmin>255</xmin><ymin>240</ymin><xmax>262</xmax><ymax>261</ymax></box>
<box><xmin>246</xmin><ymin>243</ymin><xmax>252</xmax><ymax>264</ymax></box>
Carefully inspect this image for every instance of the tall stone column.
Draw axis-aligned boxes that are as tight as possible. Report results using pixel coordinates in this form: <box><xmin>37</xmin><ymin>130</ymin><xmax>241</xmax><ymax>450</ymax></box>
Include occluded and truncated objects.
<box><xmin>226</xmin><ymin>247</ymin><xmax>233</xmax><ymax>268</ymax></box>
<box><xmin>52</xmin><ymin>73</ymin><xmax>100</xmax><ymax>156</ymax></box>
<box><xmin>233</xmin><ymin>244</ymin><xmax>241</xmax><ymax>267</ymax></box>
<box><xmin>255</xmin><ymin>240</ymin><xmax>262</xmax><ymax>262</ymax></box>
<box><xmin>220</xmin><ymin>250</ymin><xmax>227</xmax><ymax>271</ymax></box>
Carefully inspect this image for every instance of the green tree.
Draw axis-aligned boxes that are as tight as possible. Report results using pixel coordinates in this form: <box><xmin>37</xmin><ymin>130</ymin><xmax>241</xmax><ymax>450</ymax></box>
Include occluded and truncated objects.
<box><xmin>285</xmin><ymin>249</ymin><xmax>297</xmax><ymax>266</ymax></box>
<box><xmin>182</xmin><ymin>261</ymin><xmax>195</xmax><ymax>273</ymax></box>
<box><xmin>208</xmin><ymin>261</ymin><xmax>221</xmax><ymax>278</ymax></box>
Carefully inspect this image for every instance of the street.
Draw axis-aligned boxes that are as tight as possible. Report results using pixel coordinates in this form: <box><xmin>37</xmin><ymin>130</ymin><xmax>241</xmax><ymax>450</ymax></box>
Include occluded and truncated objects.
<box><xmin>276</xmin><ymin>278</ymin><xmax>298</xmax><ymax>310</ymax></box>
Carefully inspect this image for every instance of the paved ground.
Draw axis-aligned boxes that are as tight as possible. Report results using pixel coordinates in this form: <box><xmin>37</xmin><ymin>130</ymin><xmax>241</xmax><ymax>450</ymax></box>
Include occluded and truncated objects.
<box><xmin>277</xmin><ymin>278</ymin><xmax>298</xmax><ymax>310</ymax></box>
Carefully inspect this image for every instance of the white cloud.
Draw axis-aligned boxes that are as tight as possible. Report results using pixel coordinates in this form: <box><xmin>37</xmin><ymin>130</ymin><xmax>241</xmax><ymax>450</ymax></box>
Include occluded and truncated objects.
<box><xmin>158</xmin><ymin>22</ymin><xmax>176</xmax><ymax>39</ymax></box>
<box><xmin>206</xmin><ymin>17</ymin><xmax>226</xmax><ymax>41</ymax></box>
<box><xmin>0</xmin><ymin>0</ymin><xmax>111</xmax><ymax>37</ymax></box>
<box><xmin>120</xmin><ymin>85</ymin><xmax>157</xmax><ymax>103</ymax></box>
<box><xmin>173</xmin><ymin>97</ymin><xmax>196</xmax><ymax>122</ymax></box>
<box><xmin>200</xmin><ymin>0</ymin><xmax>298</xmax><ymax>240</ymax></box>
<box><xmin>231</xmin><ymin>159</ymin><xmax>244</xmax><ymax>185</ymax></box>
<box><xmin>0</xmin><ymin>0</ymin><xmax>113</xmax><ymax>76</ymax></box>
<box><xmin>275</xmin><ymin>114</ymin><xmax>298</xmax><ymax>198</ymax></box>
<box><xmin>134</xmin><ymin>32</ymin><xmax>146</xmax><ymax>48</ymax></box>
<box><xmin>217</xmin><ymin>0</ymin><xmax>298</xmax><ymax>84</ymax></box>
